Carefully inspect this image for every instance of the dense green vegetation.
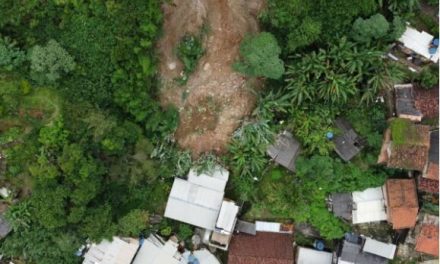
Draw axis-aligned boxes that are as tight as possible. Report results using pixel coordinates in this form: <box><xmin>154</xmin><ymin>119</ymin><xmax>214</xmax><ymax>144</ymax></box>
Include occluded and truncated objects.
<box><xmin>0</xmin><ymin>0</ymin><xmax>437</xmax><ymax>262</ymax></box>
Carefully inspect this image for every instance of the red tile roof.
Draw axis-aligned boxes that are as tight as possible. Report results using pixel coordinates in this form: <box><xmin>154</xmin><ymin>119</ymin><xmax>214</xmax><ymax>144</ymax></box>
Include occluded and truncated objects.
<box><xmin>228</xmin><ymin>232</ymin><xmax>294</xmax><ymax>264</ymax></box>
<box><xmin>425</xmin><ymin>162</ymin><xmax>439</xmax><ymax>181</ymax></box>
<box><xmin>414</xmin><ymin>86</ymin><xmax>439</xmax><ymax>119</ymax></box>
<box><xmin>416</xmin><ymin>223</ymin><xmax>439</xmax><ymax>257</ymax></box>
<box><xmin>385</xmin><ymin>179</ymin><xmax>419</xmax><ymax>229</ymax></box>
<box><xmin>418</xmin><ymin>176</ymin><xmax>439</xmax><ymax>193</ymax></box>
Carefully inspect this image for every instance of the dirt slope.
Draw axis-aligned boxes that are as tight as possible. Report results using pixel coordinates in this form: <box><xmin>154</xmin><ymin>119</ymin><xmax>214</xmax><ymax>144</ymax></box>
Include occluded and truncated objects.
<box><xmin>158</xmin><ymin>0</ymin><xmax>265</xmax><ymax>157</ymax></box>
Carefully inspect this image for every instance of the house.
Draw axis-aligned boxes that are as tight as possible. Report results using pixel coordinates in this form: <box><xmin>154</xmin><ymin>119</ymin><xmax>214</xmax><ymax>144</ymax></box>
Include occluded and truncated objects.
<box><xmin>132</xmin><ymin>234</ymin><xmax>220</xmax><ymax>264</ymax></box>
<box><xmin>398</xmin><ymin>26</ymin><xmax>439</xmax><ymax>63</ymax></box>
<box><xmin>337</xmin><ymin>233</ymin><xmax>396</xmax><ymax>264</ymax></box>
<box><xmin>378</xmin><ymin>118</ymin><xmax>430</xmax><ymax>171</ymax></box>
<box><xmin>82</xmin><ymin>237</ymin><xmax>139</xmax><ymax>264</ymax></box>
<box><xmin>164</xmin><ymin>166</ymin><xmax>239</xmax><ymax>250</ymax></box>
<box><xmin>383</xmin><ymin>179</ymin><xmax>419</xmax><ymax>229</ymax></box>
<box><xmin>296</xmin><ymin>247</ymin><xmax>333</xmax><ymax>264</ymax></box>
<box><xmin>415</xmin><ymin>214</ymin><xmax>439</xmax><ymax>257</ymax></box>
<box><xmin>333</xmin><ymin>118</ymin><xmax>364</xmax><ymax>162</ymax></box>
<box><xmin>228</xmin><ymin>232</ymin><xmax>294</xmax><ymax>264</ymax></box>
<box><xmin>267</xmin><ymin>131</ymin><xmax>300</xmax><ymax>172</ymax></box>
<box><xmin>329</xmin><ymin>187</ymin><xmax>387</xmax><ymax>225</ymax></box>
<box><xmin>394</xmin><ymin>84</ymin><xmax>423</xmax><ymax>122</ymax></box>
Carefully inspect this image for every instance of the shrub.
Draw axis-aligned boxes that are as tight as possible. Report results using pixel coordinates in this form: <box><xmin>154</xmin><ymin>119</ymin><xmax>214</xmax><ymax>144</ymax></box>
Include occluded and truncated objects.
<box><xmin>234</xmin><ymin>32</ymin><xmax>284</xmax><ymax>79</ymax></box>
<box><xmin>417</xmin><ymin>66</ymin><xmax>439</xmax><ymax>89</ymax></box>
<box><xmin>0</xmin><ymin>36</ymin><xmax>26</xmax><ymax>71</ymax></box>
<box><xmin>118</xmin><ymin>209</ymin><xmax>149</xmax><ymax>236</ymax></box>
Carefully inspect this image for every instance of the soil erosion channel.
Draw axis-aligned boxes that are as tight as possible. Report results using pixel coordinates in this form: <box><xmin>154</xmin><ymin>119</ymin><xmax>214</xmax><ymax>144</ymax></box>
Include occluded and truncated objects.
<box><xmin>158</xmin><ymin>0</ymin><xmax>265</xmax><ymax>157</ymax></box>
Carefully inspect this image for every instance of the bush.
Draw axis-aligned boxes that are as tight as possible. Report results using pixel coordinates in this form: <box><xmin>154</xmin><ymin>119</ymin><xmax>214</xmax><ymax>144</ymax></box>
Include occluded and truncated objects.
<box><xmin>0</xmin><ymin>36</ymin><xmax>26</xmax><ymax>71</ymax></box>
<box><xmin>176</xmin><ymin>35</ymin><xmax>204</xmax><ymax>84</ymax></box>
<box><xmin>118</xmin><ymin>209</ymin><xmax>149</xmax><ymax>237</ymax></box>
<box><xmin>29</xmin><ymin>40</ymin><xmax>75</xmax><ymax>84</ymax></box>
<box><xmin>417</xmin><ymin>66</ymin><xmax>439</xmax><ymax>89</ymax></box>
<box><xmin>351</xmin><ymin>14</ymin><xmax>390</xmax><ymax>43</ymax></box>
<box><xmin>234</xmin><ymin>32</ymin><xmax>284</xmax><ymax>79</ymax></box>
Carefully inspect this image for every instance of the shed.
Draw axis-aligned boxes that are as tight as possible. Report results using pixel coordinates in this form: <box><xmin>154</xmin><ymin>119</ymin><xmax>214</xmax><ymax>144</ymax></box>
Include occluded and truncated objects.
<box><xmin>384</xmin><ymin>179</ymin><xmax>419</xmax><ymax>229</ymax></box>
<box><xmin>0</xmin><ymin>213</ymin><xmax>11</xmax><ymax>239</ymax></box>
<box><xmin>363</xmin><ymin>238</ymin><xmax>396</xmax><ymax>259</ymax></box>
<box><xmin>267</xmin><ymin>131</ymin><xmax>300</xmax><ymax>172</ymax></box>
<box><xmin>329</xmin><ymin>193</ymin><xmax>352</xmax><ymax>221</ymax></box>
<box><xmin>164</xmin><ymin>167</ymin><xmax>229</xmax><ymax>230</ymax></box>
<box><xmin>334</xmin><ymin>119</ymin><xmax>363</xmax><ymax>161</ymax></box>
<box><xmin>352</xmin><ymin>187</ymin><xmax>387</xmax><ymax>224</ymax></box>
<box><xmin>423</xmin><ymin>130</ymin><xmax>439</xmax><ymax>181</ymax></box>
<box><xmin>83</xmin><ymin>237</ymin><xmax>139</xmax><ymax>264</ymax></box>
<box><xmin>235</xmin><ymin>220</ymin><xmax>256</xmax><ymax>235</ymax></box>
<box><xmin>398</xmin><ymin>26</ymin><xmax>439</xmax><ymax>63</ymax></box>
<box><xmin>296</xmin><ymin>247</ymin><xmax>332</xmax><ymax>264</ymax></box>
<box><xmin>394</xmin><ymin>84</ymin><xmax>423</xmax><ymax>122</ymax></box>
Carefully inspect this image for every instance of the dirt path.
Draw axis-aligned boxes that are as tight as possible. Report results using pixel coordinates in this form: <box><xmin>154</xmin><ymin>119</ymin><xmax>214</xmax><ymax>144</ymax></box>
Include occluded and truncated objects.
<box><xmin>158</xmin><ymin>0</ymin><xmax>265</xmax><ymax>157</ymax></box>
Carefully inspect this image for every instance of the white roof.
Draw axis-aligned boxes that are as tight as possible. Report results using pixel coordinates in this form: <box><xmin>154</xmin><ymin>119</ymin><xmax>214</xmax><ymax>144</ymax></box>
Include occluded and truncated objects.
<box><xmin>296</xmin><ymin>247</ymin><xmax>333</xmax><ymax>264</ymax></box>
<box><xmin>255</xmin><ymin>221</ymin><xmax>281</xmax><ymax>232</ymax></box>
<box><xmin>216</xmin><ymin>200</ymin><xmax>239</xmax><ymax>233</ymax></box>
<box><xmin>164</xmin><ymin>178</ymin><xmax>224</xmax><ymax>230</ymax></box>
<box><xmin>187</xmin><ymin>166</ymin><xmax>229</xmax><ymax>192</ymax></box>
<box><xmin>363</xmin><ymin>238</ymin><xmax>396</xmax><ymax>259</ymax></box>
<box><xmin>83</xmin><ymin>237</ymin><xmax>139</xmax><ymax>264</ymax></box>
<box><xmin>182</xmin><ymin>249</ymin><xmax>220</xmax><ymax>264</ymax></box>
<box><xmin>399</xmin><ymin>26</ymin><xmax>439</xmax><ymax>62</ymax></box>
<box><xmin>352</xmin><ymin>187</ymin><xmax>387</xmax><ymax>224</ymax></box>
<box><xmin>132</xmin><ymin>235</ymin><xmax>182</xmax><ymax>264</ymax></box>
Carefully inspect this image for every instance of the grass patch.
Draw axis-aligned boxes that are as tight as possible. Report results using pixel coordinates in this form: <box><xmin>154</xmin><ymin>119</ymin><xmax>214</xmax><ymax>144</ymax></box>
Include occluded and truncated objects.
<box><xmin>390</xmin><ymin>118</ymin><xmax>423</xmax><ymax>146</ymax></box>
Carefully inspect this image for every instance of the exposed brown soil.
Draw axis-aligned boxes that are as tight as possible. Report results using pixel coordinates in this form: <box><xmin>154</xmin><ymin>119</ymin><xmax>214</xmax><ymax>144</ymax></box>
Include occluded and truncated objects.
<box><xmin>158</xmin><ymin>0</ymin><xmax>265</xmax><ymax>157</ymax></box>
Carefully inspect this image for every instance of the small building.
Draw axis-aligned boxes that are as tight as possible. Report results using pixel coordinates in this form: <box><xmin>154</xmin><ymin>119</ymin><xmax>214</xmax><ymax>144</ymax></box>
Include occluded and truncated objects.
<box><xmin>398</xmin><ymin>26</ymin><xmax>439</xmax><ymax>63</ymax></box>
<box><xmin>394</xmin><ymin>84</ymin><xmax>423</xmax><ymax>122</ymax></box>
<box><xmin>267</xmin><ymin>131</ymin><xmax>300</xmax><ymax>172</ymax></box>
<box><xmin>333</xmin><ymin>118</ymin><xmax>364</xmax><ymax>162</ymax></box>
<box><xmin>296</xmin><ymin>246</ymin><xmax>332</xmax><ymax>264</ymax></box>
<box><xmin>383</xmin><ymin>179</ymin><xmax>419</xmax><ymax>229</ymax></box>
<box><xmin>415</xmin><ymin>214</ymin><xmax>439</xmax><ymax>257</ymax></box>
<box><xmin>82</xmin><ymin>237</ymin><xmax>139</xmax><ymax>264</ymax></box>
<box><xmin>228</xmin><ymin>232</ymin><xmax>294</xmax><ymax>264</ymax></box>
<box><xmin>164</xmin><ymin>166</ymin><xmax>239</xmax><ymax>250</ymax></box>
<box><xmin>338</xmin><ymin>233</ymin><xmax>396</xmax><ymax>264</ymax></box>
<box><xmin>235</xmin><ymin>220</ymin><xmax>257</xmax><ymax>235</ymax></box>
<box><xmin>378</xmin><ymin>118</ymin><xmax>430</xmax><ymax>171</ymax></box>
<box><xmin>329</xmin><ymin>187</ymin><xmax>387</xmax><ymax>225</ymax></box>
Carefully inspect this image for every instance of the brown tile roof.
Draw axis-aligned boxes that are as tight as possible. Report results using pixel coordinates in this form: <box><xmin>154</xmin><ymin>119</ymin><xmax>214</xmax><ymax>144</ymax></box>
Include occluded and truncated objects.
<box><xmin>388</xmin><ymin>124</ymin><xmax>430</xmax><ymax>171</ymax></box>
<box><xmin>415</xmin><ymin>223</ymin><xmax>439</xmax><ymax>257</ymax></box>
<box><xmin>425</xmin><ymin>162</ymin><xmax>439</xmax><ymax>181</ymax></box>
<box><xmin>414</xmin><ymin>86</ymin><xmax>439</xmax><ymax>119</ymax></box>
<box><xmin>228</xmin><ymin>232</ymin><xmax>294</xmax><ymax>264</ymax></box>
<box><xmin>385</xmin><ymin>179</ymin><xmax>419</xmax><ymax>229</ymax></box>
<box><xmin>418</xmin><ymin>176</ymin><xmax>439</xmax><ymax>193</ymax></box>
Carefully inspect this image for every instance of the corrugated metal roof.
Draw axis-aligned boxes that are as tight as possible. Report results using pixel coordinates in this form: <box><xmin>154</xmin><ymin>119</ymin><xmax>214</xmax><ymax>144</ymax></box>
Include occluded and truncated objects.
<box><xmin>399</xmin><ymin>26</ymin><xmax>439</xmax><ymax>62</ymax></box>
<box><xmin>187</xmin><ymin>166</ymin><xmax>229</xmax><ymax>192</ymax></box>
<box><xmin>352</xmin><ymin>187</ymin><xmax>387</xmax><ymax>224</ymax></box>
<box><xmin>267</xmin><ymin>131</ymin><xmax>300</xmax><ymax>172</ymax></box>
<box><xmin>216</xmin><ymin>200</ymin><xmax>239</xmax><ymax>233</ymax></box>
<box><xmin>255</xmin><ymin>221</ymin><xmax>281</xmax><ymax>232</ymax></box>
<box><xmin>182</xmin><ymin>249</ymin><xmax>220</xmax><ymax>264</ymax></box>
<box><xmin>363</xmin><ymin>238</ymin><xmax>396</xmax><ymax>259</ymax></box>
<box><xmin>164</xmin><ymin>177</ymin><xmax>224</xmax><ymax>230</ymax></box>
<box><xmin>133</xmin><ymin>235</ymin><xmax>182</xmax><ymax>264</ymax></box>
<box><xmin>235</xmin><ymin>220</ymin><xmax>256</xmax><ymax>235</ymax></box>
<box><xmin>296</xmin><ymin>247</ymin><xmax>332</xmax><ymax>264</ymax></box>
<box><xmin>83</xmin><ymin>237</ymin><xmax>139</xmax><ymax>264</ymax></box>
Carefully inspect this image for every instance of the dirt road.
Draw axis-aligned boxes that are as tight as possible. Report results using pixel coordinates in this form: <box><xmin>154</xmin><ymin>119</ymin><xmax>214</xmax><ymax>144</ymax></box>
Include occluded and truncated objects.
<box><xmin>158</xmin><ymin>0</ymin><xmax>265</xmax><ymax>157</ymax></box>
